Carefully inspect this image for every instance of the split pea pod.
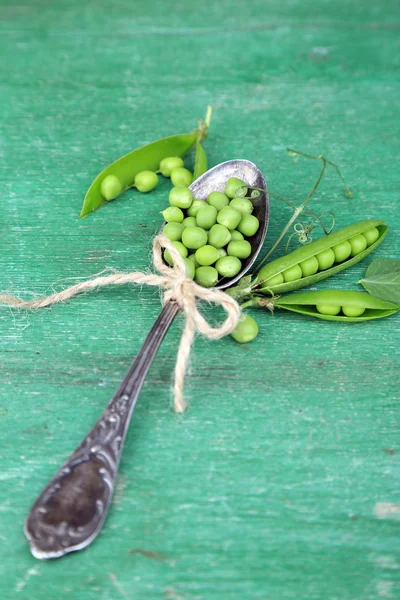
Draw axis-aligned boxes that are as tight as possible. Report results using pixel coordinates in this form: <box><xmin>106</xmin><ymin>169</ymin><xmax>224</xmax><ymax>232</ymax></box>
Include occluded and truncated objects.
<box><xmin>193</xmin><ymin>139</ymin><xmax>208</xmax><ymax>181</ymax></box>
<box><xmin>80</xmin><ymin>120</ymin><xmax>208</xmax><ymax>218</ymax></box>
<box><xmin>256</xmin><ymin>220</ymin><xmax>387</xmax><ymax>294</ymax></box>
<box><xmin>274</xmin><ymin>290</ymin><xmax>399</xmax><ymax>322</ymax></box>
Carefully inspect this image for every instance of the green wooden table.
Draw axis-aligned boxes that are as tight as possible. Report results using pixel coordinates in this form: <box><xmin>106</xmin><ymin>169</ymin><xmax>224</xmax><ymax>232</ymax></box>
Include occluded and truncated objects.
<box><xmin>1</xmin><ymin>1</ymin><xmax>399</xmax><ymax>598</ymax></box>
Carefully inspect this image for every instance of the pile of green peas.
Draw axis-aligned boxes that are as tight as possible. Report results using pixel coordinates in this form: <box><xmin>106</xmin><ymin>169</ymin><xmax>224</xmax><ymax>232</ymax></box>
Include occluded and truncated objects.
<box><xmin>160</xmin><ymin>177</ymin><xmax>260</xmax><ymax>288</ymax></box>
<box><xmin>100</xmin><ymin>156</ymin><xmax>195</xmax><ymax>201</ymax></box>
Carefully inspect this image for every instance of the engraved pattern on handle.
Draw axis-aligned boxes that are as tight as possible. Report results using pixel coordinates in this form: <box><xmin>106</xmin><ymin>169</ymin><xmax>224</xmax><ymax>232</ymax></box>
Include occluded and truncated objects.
<box><xmin>25</xmin><ymin>301</ymin><xmax>180</xmax><ymax>559</ymax></box>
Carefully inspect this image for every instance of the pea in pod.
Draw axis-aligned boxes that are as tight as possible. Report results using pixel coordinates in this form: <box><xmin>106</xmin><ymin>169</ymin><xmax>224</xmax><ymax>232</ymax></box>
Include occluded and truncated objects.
<box><xmin>80</xmin><ymin>120</ymin><xmax>208</xmax><ymax>218</ymax></box>
<box><xmin>256</xmin><ymin>220</ymin><xmax>387</xmax><ymax>294</ymax></box>
<box><xmin>274</xmin><ymin>290</ymin><xmax>399</xmax><ymax>322</ymax></box>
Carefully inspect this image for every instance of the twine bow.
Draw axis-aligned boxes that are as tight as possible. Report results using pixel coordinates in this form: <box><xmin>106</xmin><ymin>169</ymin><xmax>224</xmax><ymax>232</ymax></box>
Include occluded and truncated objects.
<box><xmin>0</xmin><ymin>235</ymin><xmax>241</xmax><ymax>412</ymax></box>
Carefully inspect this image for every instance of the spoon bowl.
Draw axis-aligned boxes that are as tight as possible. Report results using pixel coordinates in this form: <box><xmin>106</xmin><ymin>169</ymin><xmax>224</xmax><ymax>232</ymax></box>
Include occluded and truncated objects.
<box><xmin>188</xmin><ymin>159</ymin><xmax>269</xmax><ymax>288</ymax></box>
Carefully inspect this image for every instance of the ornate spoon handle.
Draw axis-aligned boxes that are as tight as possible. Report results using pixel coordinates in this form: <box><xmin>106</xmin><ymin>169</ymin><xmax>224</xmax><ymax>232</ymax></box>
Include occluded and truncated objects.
<box><xmin>25</xmin><ymin>300</ymin><xmax>180</xmax><ymax>559</ymax></box>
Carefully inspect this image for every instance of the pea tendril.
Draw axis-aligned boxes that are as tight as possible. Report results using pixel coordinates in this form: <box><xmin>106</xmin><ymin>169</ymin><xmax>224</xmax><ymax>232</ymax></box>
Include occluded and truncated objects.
<box><xmin>285</xmin><ymin>211</ymin><xmax>335</xmax><ymax>252</ymax></box>
<box><xmin>226</xmin><ymin>149</ymin><xmax>354</xmax><ymax>305</ymax></box>
<box><xmin>287</xmin><ymin>148</ymin><xmax>354</xmax><ymax>199</ymax></box>
<box><xmin>247</xmin><ymin>148</ymin><xmax>353</xmax><ymax>271</ymax></box>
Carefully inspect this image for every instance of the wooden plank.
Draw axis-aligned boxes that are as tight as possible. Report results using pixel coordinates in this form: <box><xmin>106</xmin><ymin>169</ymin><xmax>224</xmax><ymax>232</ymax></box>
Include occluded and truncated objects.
<box><xmin>0</xmin><ymin>1</ymin><xmax>399</xmax><ymax>598</ymax></box>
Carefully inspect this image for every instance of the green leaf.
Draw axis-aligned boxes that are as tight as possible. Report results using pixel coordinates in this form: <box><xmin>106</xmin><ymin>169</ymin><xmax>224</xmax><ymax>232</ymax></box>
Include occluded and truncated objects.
<box><xmin>359</xmin><ymin>258</ymin><xmax>400</xmax><ymax>304</ymax></box>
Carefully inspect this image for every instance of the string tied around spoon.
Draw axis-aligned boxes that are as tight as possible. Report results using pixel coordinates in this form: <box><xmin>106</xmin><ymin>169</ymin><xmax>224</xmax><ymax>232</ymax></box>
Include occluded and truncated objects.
<box><xmin>0</xmin><ymin>234</ymin><xmax>241</xmax><ymax>413</ymax></box>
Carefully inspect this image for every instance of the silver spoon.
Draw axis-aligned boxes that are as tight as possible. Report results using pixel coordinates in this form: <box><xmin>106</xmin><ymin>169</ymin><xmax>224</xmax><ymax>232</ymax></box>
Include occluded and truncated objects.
<box><xmin>24</xmin><ymin>159</ymin><xmax>270</xmax><ymax>559</ymax></box>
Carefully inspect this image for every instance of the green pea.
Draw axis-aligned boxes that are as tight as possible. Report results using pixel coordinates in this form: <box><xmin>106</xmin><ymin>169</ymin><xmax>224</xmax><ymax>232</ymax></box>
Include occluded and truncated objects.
<box><xmin>161</xmin><ymin>206</ymin><xmax>184</xmax><ymax>223</ymax></box>
<box><xmin>231</xmin><ymin>314</ymin><xmax>258</xmax><ymax>344</ymax></box>
<box><xmin>349</xmin><ymin>234</ymin><xmax>367</xmax><ymax>256</ymax></box>
<box><xmin>363</xmin><ymin>228</ymin><xmax>379</xmax><ymax>246</ymax></box>
<box><xmin>183</xmin><ymin>257</ymin><xmax>195</xmax><ymax>279</ymax></box>
<box><xmin>187</xmin><ymin>199</ymin><xmax>206</xmax><ymax>217</ymax></box>
<box><xmin>282</xmin><ymin>264</ymin><xmax>302</xmax><ymax>282</ymax></box>
<box><xmin>316</xmin><ymin>248</ymin><xmax>335</xmax><ymax>270</ymax></box>
<box><xmin>164</xmin><ymin>241</ymin><xmax>188</xmax><ymax>265</ymax></box>
<box><xmin>182</xmin><ymin>216</ymin><xmax>197</xmax><ymax>228</ymax></box>
<box><xmin>208</xmin><ymin>224</ymin><xmax>232</xmax><ymax>248</ymax></box>
<box><xmin>237</xmin><ymin>213</ymin><xmax>260</xmax><ymax>237</ymax></box>
<box><xmin>195</xmin><ymin>266</ymin><xmax>219</xmax><ymax>288</ymax></box>
<box><xmin>100</xmin><ymin>175</ymin><xmax>122</xmax><ymax>201</ymax></box>
<box><xmin>229</xmin><ymin>197</ymin><xmax>253</xmax><ymax>214</ymax></box>
<box><xmin>217</xmin><ymin>206</ymin><xmax>242</xmax><ymax>231</ymax></box>
<box><xmin>225</xmin><ymin>177</ymin><xmax>247</xmax><ymax>199</ymax></box>
<box><xmin>134</xmin><ymin>170</ymin><xmax>159</xmax><ymax>193</ymax></box>
<box><xmin>195</xmin><ymin>245</ymin><xmax>219</xmax><ymax>266</ymax></box>
<box><xmin>316</xmin><ymin>304</ymin><xmax>341</xmax><ymax>316</ymax></box>
<box><xmin>170</xmin><ymin>167</ymin><xmax>193</xmax><ymax>187</ymax></box>
<box><xmin>196</xmin><ymin>205</ymin><xmax>218</xmax><ymax>230</ymax></box>
<box><xmin>227</xmin><ymin>240</ymin><xmax>252</xmax><ymax>259</ymax></box>
<box><xmin>332</xmin><ymin>241</ymin><xmax>352</xmax><ymax>263</ymax></box>
<box><xmin>169</xmin><ymin>186</ymin><xmax>193</xmax><ymax>209</ymax></box>
<box><xmin>159</xmin><ymin>156</ymin><xmax>184</xmax><ymax>177</ymax></box>
<box><xmin>207</xmin><ymin>192</ymin><xmax>229</xmax><ymax>211</ymax></box>
<box><xmin>263</xmin><ymin>273</ymin><xmax>284</xmax><ymax>287</ymax></box>
<box><xmin>299</xmin><ymin>256</ymin><xmax>319</xmax><ymax>277</ymax></box>
<box><xmin>181</xmin><ymin>226</ymin><xmax>208</xmax><ymax>249</ymax></box>
<box><xmin>188</xmin><ymin>253</ymin><xmax>199</xmax><ymax>266</ymax></box>
<box><xmin>216</xmin><ymin>248</ymin><xmax>227</xmax><ymax>258</ymax></box>
<box><xmin>342</xmin><ymin>305</ymin><xmax>366</xmax><ymax>317</ymax></box>
<box><xmin>230</xmin><ymin>230</ymin><xmax>244</xmax><ymax>241</ymax></box>
<box><xmin>163</xmin><ymin>222</ymin><xmax>184</xmax><ymax>242</ymax></box>
<box><xmin>215</xmin><ymin>256</ymin><xmax>242</xmax><ymax>278</ymax></box>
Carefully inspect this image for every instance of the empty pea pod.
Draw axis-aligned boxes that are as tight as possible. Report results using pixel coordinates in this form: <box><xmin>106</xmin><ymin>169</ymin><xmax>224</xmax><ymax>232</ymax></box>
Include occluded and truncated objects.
<box><xmin>274</xmin><ymin>290</ymin><xmax>399</xmax><ymax>322</ymax></box>
<box><xmin>80</xmin><ymin>113</ymin><xmax>210</xmax><ymax>218</ymax></box>
<box><xmin>255</xmin><ymin>220</ymin><xmax>387</xmax><ymax>294</ymax></box>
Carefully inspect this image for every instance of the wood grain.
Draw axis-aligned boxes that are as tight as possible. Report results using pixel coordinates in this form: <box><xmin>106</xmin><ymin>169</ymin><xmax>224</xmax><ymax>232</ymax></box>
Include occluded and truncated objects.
<box><xmin>1</xmin><ymin>1</ymin><xmax>399</xmax><ymax>598</ymax></box>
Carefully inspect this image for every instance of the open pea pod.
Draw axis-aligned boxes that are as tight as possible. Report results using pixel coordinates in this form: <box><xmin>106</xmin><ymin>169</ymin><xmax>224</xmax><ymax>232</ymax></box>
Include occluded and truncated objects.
<box><xmin>256</xmin><ymin>220</ymin><xmax>387</xmax><ymax>294</ymax></box>
<box><xmin>274</xmin><ymin>290</ymin><xmax>399</xmax><ymax>322</ymax></box>
<box><xmin>193</xmin><ymin>139</ymin><xmax>208</xmax><ymax>180</ymax></box>
<box><xmin>80</xmin><ymin>130</ymin><xmax>201</xmax><ymax>218</ymax></box>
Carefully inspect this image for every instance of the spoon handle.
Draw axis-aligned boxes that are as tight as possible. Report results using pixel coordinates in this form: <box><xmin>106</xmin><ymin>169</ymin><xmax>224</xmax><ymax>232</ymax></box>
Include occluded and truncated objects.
<box><xmin>25</xmin><ymin>300</ymin><xmax>180</xmax><ymax>559</ymax></box>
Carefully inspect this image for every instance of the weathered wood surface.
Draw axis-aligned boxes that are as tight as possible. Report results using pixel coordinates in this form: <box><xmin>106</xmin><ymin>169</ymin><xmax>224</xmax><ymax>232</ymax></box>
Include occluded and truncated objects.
<box><xmin>0</xmin><ymin>1</ymin><xmax>399</xmax><ymax>598</ymax></box>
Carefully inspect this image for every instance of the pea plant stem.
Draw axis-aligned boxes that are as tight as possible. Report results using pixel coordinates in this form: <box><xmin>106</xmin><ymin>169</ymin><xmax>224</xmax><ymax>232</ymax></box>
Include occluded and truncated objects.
<box><xmin>240</xmin><ymin>297</ymin><xmax>275</xmax><ymax>311</ymax></box>
<box><xmin>240</xmin><ymin>298</ymin><xmax>260</xmax><ymax>310</ymax></box>
<box><xmin>205</xmin><ymin>105</ymin><xmax>212</xmax><ymax>129</ymax></box>
<box><xmin>255</xmin><ymin>152</ymin><xmax>328</xmax><ymax>270</ymax></box>
<box><xmin>199</xmin><ymin>105</ymin><xmax>212</xmax><ymax>141</ymax></box>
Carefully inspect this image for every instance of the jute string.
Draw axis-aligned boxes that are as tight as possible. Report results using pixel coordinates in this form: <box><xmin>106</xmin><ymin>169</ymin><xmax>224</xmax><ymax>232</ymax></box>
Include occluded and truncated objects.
<box><xmin>0</xmin><ymin>235</ymin><xmax>241</xmax><ymax>413</ymax></box>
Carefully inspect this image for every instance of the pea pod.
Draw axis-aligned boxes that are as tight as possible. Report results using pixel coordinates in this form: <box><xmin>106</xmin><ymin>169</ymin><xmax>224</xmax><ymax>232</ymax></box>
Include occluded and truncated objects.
<box><xmin>80</xmin><ymin>127</ymin><xmax>203</xmax><ymax>218</ymax></box>
<box><xmin>193</xmin><ymin>139</ymin><xmax>208</xmax><ymax>180</ymax></box>
<box><xmin>256</xmin><ymin>220</ymin><xmax>387</xmax><ymax>294</ymax></box>
<box><xmin>274</xmin><ymin>290</ymin><xmax>399</xmax><ymax>322</ymax></box>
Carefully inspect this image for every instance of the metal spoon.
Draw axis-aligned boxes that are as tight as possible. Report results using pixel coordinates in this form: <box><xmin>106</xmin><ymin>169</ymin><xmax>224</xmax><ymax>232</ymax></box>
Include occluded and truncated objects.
<box><xmin>24</xmin><ymin>159</ymin><xmax>270</xmax><ymax>559</ymax></box>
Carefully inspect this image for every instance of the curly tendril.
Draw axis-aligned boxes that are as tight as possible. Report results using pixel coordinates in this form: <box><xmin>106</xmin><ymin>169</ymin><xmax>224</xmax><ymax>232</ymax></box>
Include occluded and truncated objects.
<box><xmin>285</xmin><ymin>211</ymin><xmax>335</xmax><ymax>252</ymax></box>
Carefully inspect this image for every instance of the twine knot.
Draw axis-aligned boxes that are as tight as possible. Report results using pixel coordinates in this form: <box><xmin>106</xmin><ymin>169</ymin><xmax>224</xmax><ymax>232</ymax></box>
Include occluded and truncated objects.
<box><xmin>0</xmin><ymin>235</ymin><xmax>241</xmax><ymax>413</ymax></box>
